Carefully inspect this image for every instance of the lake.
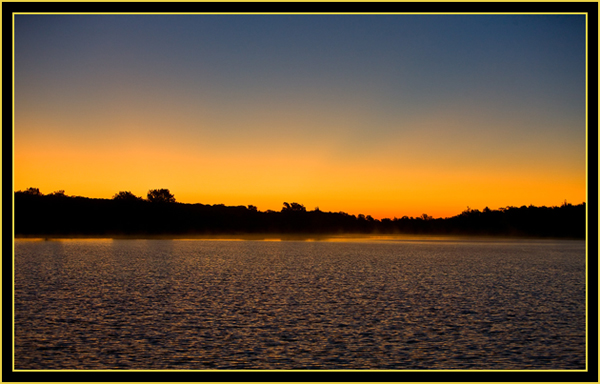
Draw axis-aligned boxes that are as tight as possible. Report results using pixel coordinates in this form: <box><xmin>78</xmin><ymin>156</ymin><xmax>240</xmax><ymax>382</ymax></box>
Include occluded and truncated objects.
<box><xmin>13</xmin><ymin>237</ymin><xmax>587</xmax><ymax>370</ymax></box>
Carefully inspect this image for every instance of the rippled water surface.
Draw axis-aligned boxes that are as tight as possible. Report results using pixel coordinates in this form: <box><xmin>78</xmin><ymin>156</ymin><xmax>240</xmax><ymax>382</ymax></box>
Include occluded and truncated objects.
<box><xmin>14</xmin><ymin>238</ymin><xmax>586</xmax><ymax>370</ymax></box>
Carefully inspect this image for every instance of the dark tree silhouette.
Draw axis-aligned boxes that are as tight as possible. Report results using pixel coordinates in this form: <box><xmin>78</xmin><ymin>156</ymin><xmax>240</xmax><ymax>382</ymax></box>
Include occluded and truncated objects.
<box><xmin>282</xmin><ymin>202</ymin><xmax>306</xmax><ymax>212</ymax></box>
<box><xmin>147</xmin><ymin>189</ymin><xmax>176</xmax><ymax>203</ymax></box>
<box><xmin>113</xmin><ymin>191</ymin><xmax>142</xmax><ymax>201</ymax></box>
<box><xmin>13</xmin><ymin>189</ymin><xmax>586</xmax><ymax>239</ymax></box>
<box><xmin>19</xmin><ymin>187</ymin><xmax>43</xmax><ymax>196</ymax></box>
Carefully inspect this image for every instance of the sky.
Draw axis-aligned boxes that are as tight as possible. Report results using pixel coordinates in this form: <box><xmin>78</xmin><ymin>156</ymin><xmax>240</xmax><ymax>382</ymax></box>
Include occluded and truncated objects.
<box><xmin>14</xmin><ymin>14</ymin><xmax>587</xmax><ymax>219</ymax></box>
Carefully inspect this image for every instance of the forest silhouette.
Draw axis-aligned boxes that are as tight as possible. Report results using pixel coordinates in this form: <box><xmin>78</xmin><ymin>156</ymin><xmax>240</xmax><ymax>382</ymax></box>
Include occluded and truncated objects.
<box><xmin>14</xmin><ymin>188</ymin><xmax>586</xmax><ymax>239</ymax></box>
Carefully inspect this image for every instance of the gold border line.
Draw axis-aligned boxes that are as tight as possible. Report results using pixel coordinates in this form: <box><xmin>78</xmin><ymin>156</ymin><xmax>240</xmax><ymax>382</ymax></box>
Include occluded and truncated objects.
<box><xmin>12</xmin><ymin>11</ymin><xmax>16</xmax><ymax>373</ymax></box>
<box><xmin>11</xmin><ymin>12</ymin><xmax>590</xmax><ymax>15</ymax></box>
<box><xmin>584</xmin><ymin>11</ymin><xmax>589</xmax><ymax>373</ymax></box>
<box><xmin>11</xmin><ymin>11</ymin><xmax>590</xmax><ymax>374</ymax></box>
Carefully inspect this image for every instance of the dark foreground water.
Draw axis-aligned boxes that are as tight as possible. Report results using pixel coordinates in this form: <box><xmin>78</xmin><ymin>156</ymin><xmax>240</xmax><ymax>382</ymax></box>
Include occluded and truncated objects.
<box><xmin>14</xmin><ymin>238</ymin><xmax>586</xmax><ymax>370</ymax></box>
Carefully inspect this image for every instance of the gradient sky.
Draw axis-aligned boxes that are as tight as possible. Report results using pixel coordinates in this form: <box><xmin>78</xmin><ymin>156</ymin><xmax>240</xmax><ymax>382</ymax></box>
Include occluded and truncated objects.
<box><xmin>14</xmin><ymin>14</ymin><xmax>587</xmax><ymax>219</ymax></box>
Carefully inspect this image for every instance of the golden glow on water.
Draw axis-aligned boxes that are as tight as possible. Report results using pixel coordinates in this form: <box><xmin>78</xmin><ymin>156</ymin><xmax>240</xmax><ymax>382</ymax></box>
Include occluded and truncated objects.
<box><xmin>14</xmin><ymin>238</ymin><xmax>116</xmax><ymax>242</ymax></box>
<box><xmin>15</xmin><ymin>234</ymin><xmax>577</xmax><ymax>243</ymax></box>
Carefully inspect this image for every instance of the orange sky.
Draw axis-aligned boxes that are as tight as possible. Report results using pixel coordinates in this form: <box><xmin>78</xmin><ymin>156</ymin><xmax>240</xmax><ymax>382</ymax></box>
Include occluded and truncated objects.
<box><xmin>14</xmin><ymin>101</ymin><xmax>586</xmax><ymax>219</ymax></box>
<box><xmin>14</xmin><ymin>15</ymin><xmax>587</xmax><ymax>219</ymax></box>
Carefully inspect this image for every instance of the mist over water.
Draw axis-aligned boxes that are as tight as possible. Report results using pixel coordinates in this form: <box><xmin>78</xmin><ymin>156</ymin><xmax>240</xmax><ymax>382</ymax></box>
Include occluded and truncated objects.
<box><xmin>14</xmin><ymin>238</ymin><xmax>586</xmax><ymax>370</ymax></box>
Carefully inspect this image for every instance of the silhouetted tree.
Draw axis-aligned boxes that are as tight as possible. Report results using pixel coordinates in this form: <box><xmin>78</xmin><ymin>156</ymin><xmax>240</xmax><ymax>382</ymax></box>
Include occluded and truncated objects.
<box><xmin>282</xmin><ymin>202</ymin><xmax>306</xmax><ymax>212</ymax></box>
<box><xmin>247</xmin><ymin>205</ymin><xmax>258</xmax><ymax>212</ymax></box>
<box><xmin>113</xmin><ymin>191</ymin><xmax>142</xmax><ymax>201</ymax></box>
<box><xmin>19</xmin><ymin>187</ymin><xmax>43</xmax><ymax>196</ymax></box>
<box><xmin>147</xmin><ymin>189</ymin><xmax>176</xmax><ymax>203</ymax></box>
<box><xmin>49</xmin><ymin>190</ymin><xmax>66</xmax><ymax>197</ymax></box>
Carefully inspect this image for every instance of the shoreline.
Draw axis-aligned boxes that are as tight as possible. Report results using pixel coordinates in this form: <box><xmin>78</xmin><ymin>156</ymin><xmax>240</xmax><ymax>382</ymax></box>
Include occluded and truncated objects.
<box><xmin>13</xmin><ymin>233</ymin><xmax>586</xmax><ymax>242</ymax></box>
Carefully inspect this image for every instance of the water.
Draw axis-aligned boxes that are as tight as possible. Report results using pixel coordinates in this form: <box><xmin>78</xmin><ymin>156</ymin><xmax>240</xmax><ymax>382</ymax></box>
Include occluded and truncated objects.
<box><xmin>13</xmin><ymin>238</ymin><xmax>586</xmax><ymax>370</ymax></box>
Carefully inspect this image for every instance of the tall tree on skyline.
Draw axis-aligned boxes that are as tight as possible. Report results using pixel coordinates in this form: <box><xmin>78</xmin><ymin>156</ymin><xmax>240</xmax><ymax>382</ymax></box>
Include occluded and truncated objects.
<box><xmin>113</xmin><ymin>191</ymin><xmax>143</xmax><ymax>201</ymax></box>
<box><xmin>147</xmin><ymin>189</ymin><xmax>176</xmax><ymax>203</ymax></box>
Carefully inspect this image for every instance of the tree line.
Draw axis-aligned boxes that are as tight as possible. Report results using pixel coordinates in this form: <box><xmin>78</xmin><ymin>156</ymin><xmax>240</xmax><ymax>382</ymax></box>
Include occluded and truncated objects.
<box><xmin>14</xmin><ymin>188</ymin><xmax>586</xmax><ymax>238</ymax></box>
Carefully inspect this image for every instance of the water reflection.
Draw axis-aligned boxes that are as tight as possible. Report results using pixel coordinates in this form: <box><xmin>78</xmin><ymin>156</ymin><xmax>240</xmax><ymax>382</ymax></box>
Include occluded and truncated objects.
<box><xmin>14</xmin><ymin>239</ymin><xmax>586</xmax><ymax>370</ymax></box>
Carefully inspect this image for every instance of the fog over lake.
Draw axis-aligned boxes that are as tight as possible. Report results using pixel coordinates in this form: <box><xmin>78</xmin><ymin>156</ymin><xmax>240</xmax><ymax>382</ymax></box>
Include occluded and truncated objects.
<box><xmin>14</xmin><ymin>238</ymin><xmax>586</xmax><ymax>370</ymax></box>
